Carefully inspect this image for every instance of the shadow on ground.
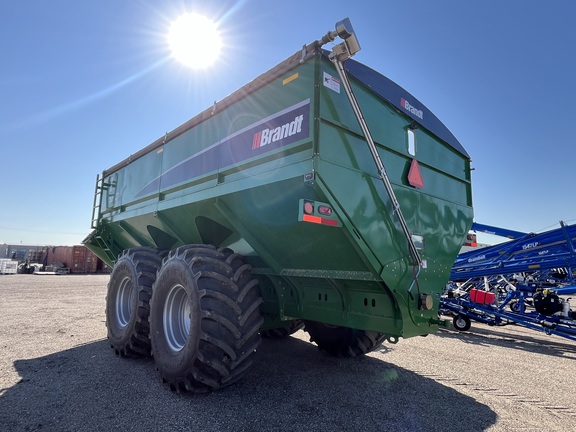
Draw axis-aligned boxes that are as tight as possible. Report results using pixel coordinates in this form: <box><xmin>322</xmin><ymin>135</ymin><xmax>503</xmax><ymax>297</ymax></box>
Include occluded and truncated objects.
<box><xmin>436</xmin><ymin>323</ymin><xmax>576</xmax><ymax>359</ymax></box>
<box><xmin>0</xmin><ymin>335</ymin><xmax>496</xmax><ymax>432</ymax></box>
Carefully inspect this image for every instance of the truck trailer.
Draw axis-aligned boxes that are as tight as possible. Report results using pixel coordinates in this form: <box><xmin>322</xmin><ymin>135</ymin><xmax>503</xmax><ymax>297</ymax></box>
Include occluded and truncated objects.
<box><xmin>84</xmin><ymin>19</ymin><xmax>473</xmax><ymax>393</ymax></box>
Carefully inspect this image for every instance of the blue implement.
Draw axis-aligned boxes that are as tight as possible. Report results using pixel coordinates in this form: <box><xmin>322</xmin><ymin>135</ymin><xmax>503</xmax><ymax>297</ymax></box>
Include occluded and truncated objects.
<box><xmin>440</xmin><ymin>221</ymin><xmax>576</xmax><ymax>342</ymax></box>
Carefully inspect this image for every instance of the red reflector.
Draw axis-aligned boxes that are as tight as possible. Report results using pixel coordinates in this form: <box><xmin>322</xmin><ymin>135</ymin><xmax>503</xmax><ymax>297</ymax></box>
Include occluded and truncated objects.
<box><xmin>303</xmin><ymin>214</ymin><xmax>322</xmax><ymax>224</ymax></box>
<box><xmin>303</xmin><ymin>202</ymin><xmax>314</xmax><ymax>214</ymax></box>
<box><xmin>408</xmin><ymin>159</ymin><xmax>424</xmax><ymax>188</ymax></box>
<box><xmin>318</xmin><ymin>205</ymin><xmax>332</xmax><ymax>216</ymax></box>
<box><xmin>322</xmin><ymin>218</ymin><xmax>339</xmax><ymax>226</ymax></box>
<box><xmin>302</xmin><ymin>214</ymin><xmax>339</xmax><ymax>226</ymax></box>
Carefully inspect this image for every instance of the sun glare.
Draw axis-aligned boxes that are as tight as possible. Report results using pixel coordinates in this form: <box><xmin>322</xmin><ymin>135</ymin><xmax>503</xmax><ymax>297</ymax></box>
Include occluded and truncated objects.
<box><xmin>168</xmin><ymin>13</ymin><xmax>222</xmax><ymax>69</ymax></box>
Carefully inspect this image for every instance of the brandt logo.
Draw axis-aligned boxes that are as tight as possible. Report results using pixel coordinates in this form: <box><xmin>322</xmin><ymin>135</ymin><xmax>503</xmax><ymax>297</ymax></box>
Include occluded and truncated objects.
<box><xmin>252</xmin><ymin>114</ymin><xmax>304</xmax><ymax>149</ymax></box>
<box><xmin>401</xmin><ymin>98</ymin><xmax>424</xmax><ymax>120</ymax></box>
<box><xmin>468</xmin><ymin>254</ymin><xmax>486</xmax><ymax>263</ymax></box>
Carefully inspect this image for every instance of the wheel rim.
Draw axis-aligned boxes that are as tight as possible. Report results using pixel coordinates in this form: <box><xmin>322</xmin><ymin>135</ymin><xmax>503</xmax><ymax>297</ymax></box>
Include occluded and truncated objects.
<box><xmin>116</xmin><ymin>276</ymin><xmax>133</xmax><ymax>328</ymax></box>
<box><xmin>455</xmin><ymin>316</ymin><xmax>466</xmax><ymax>328</ymax></box>
<box><xmin>163</xmin><ymin>284</ymin><xmax>190</xmax><ymax>352</ymax></box>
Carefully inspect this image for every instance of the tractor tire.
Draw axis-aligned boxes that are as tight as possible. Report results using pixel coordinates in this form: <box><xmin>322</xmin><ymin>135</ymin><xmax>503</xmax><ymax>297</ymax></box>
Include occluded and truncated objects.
<box><xmin>106</xmin><ymin>247</ymin><xmax>164</xmax><ymax>357</ymax></box>
<box><xmin>149</xmin><ymin>245</ymin><xmax>263</xmax><ymax>393</ymax></box>
<box><xmin>303</xmin><ymin>320</ymin><xmax>387</xmax><ymax>357</ymax></box>
<box><xmin>453</xmin><ymin>314</ymin><xmax>471</xmax><ymax>331</ymax></box>
<box><xmin>261</xmin><ymin>320</ymin><xmax>305</xmax><ymax>338</ymax></box>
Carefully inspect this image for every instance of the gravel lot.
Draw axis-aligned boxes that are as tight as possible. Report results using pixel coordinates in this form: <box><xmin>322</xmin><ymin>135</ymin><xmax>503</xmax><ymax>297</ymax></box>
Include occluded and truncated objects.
<box><xmin>1</xmin><ymin>274</ymin><xmax>575</xmax><ymax>431</ymax></box>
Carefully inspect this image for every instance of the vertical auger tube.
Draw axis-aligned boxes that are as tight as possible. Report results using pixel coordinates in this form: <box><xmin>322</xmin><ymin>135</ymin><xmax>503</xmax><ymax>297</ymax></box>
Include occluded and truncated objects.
<box><xmin>318</xmin><ymin>18</ymin><xmax>423</xmax><ymax>272</ymax></box>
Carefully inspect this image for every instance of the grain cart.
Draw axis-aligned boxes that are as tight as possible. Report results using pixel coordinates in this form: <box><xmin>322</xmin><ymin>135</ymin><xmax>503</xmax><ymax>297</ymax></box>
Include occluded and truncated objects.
<box><xmin>84</xmin><ymin>18</ymin><xmax>473</xmax><ymax>392</ymax></box>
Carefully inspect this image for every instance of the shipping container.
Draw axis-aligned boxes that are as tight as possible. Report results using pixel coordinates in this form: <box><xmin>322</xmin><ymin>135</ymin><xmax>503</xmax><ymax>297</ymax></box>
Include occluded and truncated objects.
<box><xmin>46</xmin><ymin>246</ymin><xmax>108</xmax><ymax>274</ymax></box>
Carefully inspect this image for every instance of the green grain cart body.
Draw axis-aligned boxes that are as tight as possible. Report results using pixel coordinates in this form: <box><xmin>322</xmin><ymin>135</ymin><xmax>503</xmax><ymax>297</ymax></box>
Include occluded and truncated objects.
<box><xmin>86</xmin><ymin>44</ymin><xmax>472</xmax><ymax>342</ymax></box>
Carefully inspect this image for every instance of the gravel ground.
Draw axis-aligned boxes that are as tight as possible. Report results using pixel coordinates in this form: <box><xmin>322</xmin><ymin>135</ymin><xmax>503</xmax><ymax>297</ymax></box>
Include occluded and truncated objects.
<box><xmin>0</xmin><ymin>274</ymin><xmax>575</xmax><ymax>431</ymax></box>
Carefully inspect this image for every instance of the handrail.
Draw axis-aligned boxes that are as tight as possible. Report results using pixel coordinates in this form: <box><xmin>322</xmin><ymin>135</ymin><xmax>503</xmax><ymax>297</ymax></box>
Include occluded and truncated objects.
<box><xmin>91</xmin><ymin>174</ymin><xmax>103</xmax><ymax>229</ymax></box>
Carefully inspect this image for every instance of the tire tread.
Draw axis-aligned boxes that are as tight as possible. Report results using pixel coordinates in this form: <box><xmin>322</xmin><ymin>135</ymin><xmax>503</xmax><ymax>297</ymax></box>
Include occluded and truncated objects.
<box><xmin>151</xmin><ymin>244</ymin><xmax>263</xmax><ymax>393</ymax></box>
<box><xmin>106</xmin><ymin>247</ymin><xmax>163</xmax><ymax>357</ymax></box>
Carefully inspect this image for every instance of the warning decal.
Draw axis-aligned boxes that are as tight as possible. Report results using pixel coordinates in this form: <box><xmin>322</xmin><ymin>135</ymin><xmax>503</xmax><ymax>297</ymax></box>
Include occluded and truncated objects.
<box><xmin>407</xmin><ymin>159</ymin><xmax>424</xmax><ymax>189</ymax></box>
<box><xmin>323</xmin><ymin>71</ymin><xmax>341</xmax><ymax>93</ymax></box>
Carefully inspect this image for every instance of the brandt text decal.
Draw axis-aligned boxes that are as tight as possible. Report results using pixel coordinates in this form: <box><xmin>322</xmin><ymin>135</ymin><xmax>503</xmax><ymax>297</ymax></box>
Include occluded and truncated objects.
<box><xmin>400</xmin><ymin>97</ymin><xmax>423</xmax><ymax>120</ymax></box>
<box><xmin>136</xmin><ymin>100</ymin><xmax>310</xmax><ymax>197</ymax></box>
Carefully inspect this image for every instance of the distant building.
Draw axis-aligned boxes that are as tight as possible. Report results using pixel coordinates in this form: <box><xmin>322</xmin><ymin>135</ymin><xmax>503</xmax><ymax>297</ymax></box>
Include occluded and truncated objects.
<box><xmin>0</xmin><ymin>244</ymin><xmax>47</xmax><ymax>263</ymax></box>
<box><xmin>0</xmin><ymin>244</ymin><xmax>109</xmax><ymax>273</ymax></box>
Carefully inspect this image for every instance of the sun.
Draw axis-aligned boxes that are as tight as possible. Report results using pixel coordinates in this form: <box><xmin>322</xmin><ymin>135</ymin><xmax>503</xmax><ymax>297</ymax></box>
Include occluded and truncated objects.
<box><xmin>168</xmin><ymin>13</ymin><xmax>222</xmax><ymax>69</ymax></box>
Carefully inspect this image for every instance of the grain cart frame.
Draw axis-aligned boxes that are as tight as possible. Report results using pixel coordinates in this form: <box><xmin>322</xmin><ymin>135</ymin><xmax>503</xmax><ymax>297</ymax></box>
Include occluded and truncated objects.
<box><xmin>85</xmin><ymin>18</ymin><xmax>473</xmax><ymax>392</ymax></box>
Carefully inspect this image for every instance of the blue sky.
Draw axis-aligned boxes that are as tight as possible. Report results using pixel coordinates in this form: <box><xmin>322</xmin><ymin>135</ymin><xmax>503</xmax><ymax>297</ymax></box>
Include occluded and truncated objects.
<box><xmin>1</xmin><ymin>0</ymin><xmax>575</xmax><ymax>246</ymax></box>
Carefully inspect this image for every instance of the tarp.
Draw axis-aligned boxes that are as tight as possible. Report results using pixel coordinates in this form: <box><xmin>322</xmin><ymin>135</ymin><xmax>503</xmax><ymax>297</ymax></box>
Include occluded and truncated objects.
<box><xmin>335</xmin><ymin>52</ymin><xmax>470</xmax><ymax>158</ymax></box>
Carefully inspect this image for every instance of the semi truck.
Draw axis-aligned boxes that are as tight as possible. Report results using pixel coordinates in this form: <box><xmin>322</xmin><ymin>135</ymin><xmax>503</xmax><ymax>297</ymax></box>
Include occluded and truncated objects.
<box><xmin>84</xmin><ymin>18</ymin><xmax>473</xmax><ymax>393</ymax></box>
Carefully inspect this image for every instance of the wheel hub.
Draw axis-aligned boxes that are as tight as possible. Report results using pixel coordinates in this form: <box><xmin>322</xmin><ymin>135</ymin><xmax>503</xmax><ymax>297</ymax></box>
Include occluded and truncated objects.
<box><xmin>163</xmin><ymin>284</ymin><xmax>191</xmax><ymax>352</ymax></box>
<box><xmin>116</xmin><ymin>276</ymin><xmax>133</xmax><ymax>328</ymax></box>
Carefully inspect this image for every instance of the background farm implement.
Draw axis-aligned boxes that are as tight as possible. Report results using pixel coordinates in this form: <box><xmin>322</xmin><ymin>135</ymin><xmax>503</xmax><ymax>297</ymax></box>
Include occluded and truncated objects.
<box><xmin>440</xmin><ymin>222</ymin><xmax>576</xmax><ymax>341</ymax></box>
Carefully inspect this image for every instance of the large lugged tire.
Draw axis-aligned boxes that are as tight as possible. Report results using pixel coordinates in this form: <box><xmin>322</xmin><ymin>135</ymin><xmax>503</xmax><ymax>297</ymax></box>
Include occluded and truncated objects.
<box><xmin>304</xmin><ymin>321</ymin><xmax>387</xmax><ymax>357</ymax></box>
<box><xmin>149</xmin><ymin>245</ymin><xmax>263</xmax><ymax>393</ymax></box>
<box><xmin>261</xmin><ymin>320</ymin><xmax>305</xmax><ymax>338</ymax></box>
<box><xmin>106</xmin><ymin>247</ymin><xmax>164</xmax><ymax>357</ymax></box>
